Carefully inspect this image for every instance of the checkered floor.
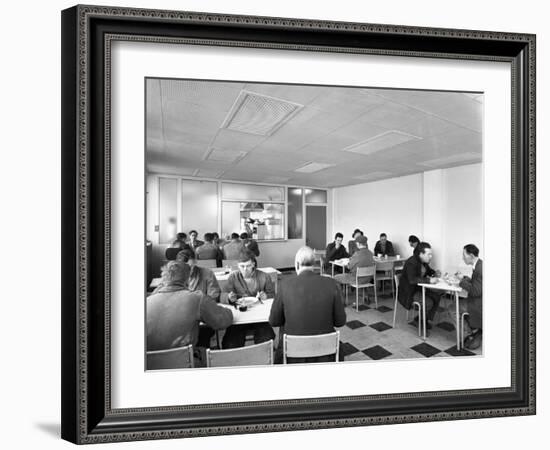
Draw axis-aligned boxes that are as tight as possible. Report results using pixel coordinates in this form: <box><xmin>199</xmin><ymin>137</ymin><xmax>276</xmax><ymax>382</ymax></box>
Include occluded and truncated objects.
<box><xmin>338</xmin><ymin>285</ymin><xmax>481</xmax><ymax>361</ymax></box>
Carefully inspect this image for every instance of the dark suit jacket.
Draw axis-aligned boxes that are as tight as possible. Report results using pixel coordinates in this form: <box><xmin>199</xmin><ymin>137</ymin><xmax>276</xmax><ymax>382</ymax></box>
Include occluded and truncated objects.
<box><xmin>244</xmin><ymin>239</ymin><xmax>260</xmax><ymax>257</ymax></box>
<box><xmin>269</xmin><ymin>271</ymin><xmax>346</xmax><ymax>336</ymax></box>
<box><xmin>165</xmin><ymin>244</ymin><xmax>191</xmax><ymax>261</ymax></box>
<box><xmin>397</xmin><ymin>255</ymin><xmax>436</xmax><ymax>309</ymax></box>
<box><xmin>374</xmin><ymin>240</ymin><xmax>395</xmax><ymax>256</ymax></box>
<box><xmin>325</xmin><ymin>242</ymin><xmax>349</xmax><ymax>262</ymax></box>
<box><xmin>459</xmin><ymin>259</ymin><xmax>483</xmax><ymax>329</ymax></box>
<box><xmin>188</xmin><ymin>239</ymin><xmax>204</xmax><ymax>252</ymax></box>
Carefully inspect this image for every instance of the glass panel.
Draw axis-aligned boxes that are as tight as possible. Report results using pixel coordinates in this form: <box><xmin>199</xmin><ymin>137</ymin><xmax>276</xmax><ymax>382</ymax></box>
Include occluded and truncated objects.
<box><xmin>287</xmin><ymin>187</ymin><xmax>303</xmax><ymax>239</ymax></box>
<box><xmin>222</xmin><ymin>201</ymin><xmax>285</xmax><ymax>241</ymax></box>
<box><xmin>181</xmin><ymin>179</ymin><xmax>218</xmax><ymax>239</ymax></box>
<box><xmin>221</xmin><ymin>182</ymin><xmax>284</xmax><ymax>201</ymax></box>
<box><xmin>158</xmin><ymin>178</ymin><xmax>178</xmax><ymax>244</ymax></box>
<box><xmin>304</xmin><ymin>188</ymin><xmax>327</xmax><ymax>203</ymax></box>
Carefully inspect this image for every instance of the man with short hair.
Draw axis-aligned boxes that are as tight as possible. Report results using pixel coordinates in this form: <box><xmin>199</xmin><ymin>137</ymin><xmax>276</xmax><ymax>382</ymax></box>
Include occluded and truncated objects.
<box><xmin>325</xmin><ymin>232</ymin><xmax>349</xmax><ymax>273</ymax></box>
<box><xmin>397</xmin><ymin>242</ymin><xmax>442</xmax><ymax>332</ymax></box>
<box><xmin>240</xmin><ymin>232</ymin><xmax>260</xmax><ymax>257</ymax></box>
<box><xmin>195</xmin><ymin>232</ymin><xmax>223</xmax><ymax>261</ymax></box>
<box><xmin>408</xmin><ymin>235</ymin><xmax>420</xmax><ymax>253</ymax></box>
<box><xmin>188</xmin><ymin>230</ymin><xmax>204</xmax><ymax>252</ymax></box>
<box><xmin>222</xmin><ymin>232</ymin><xmax>245</xmax><ymax>260</ymax></box>
<box><xmin>457</xmin><ymin>244</ymin><xmax>483</xmax><ymax>350</ymax></box>
<box><xmin>174</xmin><ymin>248</ymin><xmax>221</xmax><ymax>301</ymax></box>
<box><xmin>146</xmin><ymin>261</ymin><xmax>232</xmax><ymax>352</ymax></box>
<box><xmin>269</xmin><ymin>246</ymin><xmax>347</xmax><ymax>363</ymax></box>
<box><xmin>334</xmin><ymin>235</ymin><xmax>375</xmax><ymax>286</ymax></box>
<box><xmin>348</xmin><ymin>229</ymin><xmax>364</xmax><ymax>256</ymax></box>
<box><xmin>374</xmin><ymin>233</ymin><xmax>395</xmax><ymax>257</ymax></box>
<box><xmin>165</xmin><ymin>233</ymin><xmax>191</xmax><ymax>260</ymax></box>
<box><xmin>221</xmin><ymin>250</ymin><xmax>276</xmax><ymax>349</ymax></box>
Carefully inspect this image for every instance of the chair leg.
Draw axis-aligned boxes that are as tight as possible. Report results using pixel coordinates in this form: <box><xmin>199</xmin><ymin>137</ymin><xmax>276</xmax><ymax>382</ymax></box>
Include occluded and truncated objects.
<box><xmin>355</xmin><ymin>286</ymin><xmax>359</xmax><ymax>312</ymax></box>
<box><xmin>392</xmin><ymin>295</ymin><xmax>398</xmax><ymax>327</ymax></box>
<box><xmin>374</xmin><ymin>283</ymin><xmax>378</xmax><ymax>308</ymax></box>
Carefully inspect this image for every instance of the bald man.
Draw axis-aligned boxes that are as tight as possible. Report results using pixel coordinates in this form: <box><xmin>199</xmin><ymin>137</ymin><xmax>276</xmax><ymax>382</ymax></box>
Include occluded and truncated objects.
<box><xmin>269</xmin><ymin>246</ymin><xmax>347</xmax><ymax>363</ymax></box>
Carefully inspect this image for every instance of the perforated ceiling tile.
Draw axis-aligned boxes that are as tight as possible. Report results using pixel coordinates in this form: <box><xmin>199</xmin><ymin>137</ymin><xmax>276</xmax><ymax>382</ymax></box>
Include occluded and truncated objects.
<box><xmin>341</xmin><ymin>131</ymin><xmax>422</xmax><ymax>156</ymax></box>
<box><xmin>221</xmin><ymin>90</ymin><xmax>303</xmax><ymax>136</ymax></box>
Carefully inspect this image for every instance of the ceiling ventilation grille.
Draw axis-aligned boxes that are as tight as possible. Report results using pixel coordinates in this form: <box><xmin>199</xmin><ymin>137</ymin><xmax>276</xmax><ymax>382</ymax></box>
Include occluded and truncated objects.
<box><xmin>341</xmin><ymin>131</ymin><xmax>422</xmax><ymax>156</ymax></box>
<box><xmin>418</xmin><ymin>152</ymin><xmax>481</xmax><ymax>168</ymax></box>
<box><xmin>294</xmin><ymin>162</ymin><xmax>333</xmax><ymax>173</ymax></box>
<box><xmin>221</xmin><ymin>90</ymin><xmax>303</xmax><ymax>136</ymax></box>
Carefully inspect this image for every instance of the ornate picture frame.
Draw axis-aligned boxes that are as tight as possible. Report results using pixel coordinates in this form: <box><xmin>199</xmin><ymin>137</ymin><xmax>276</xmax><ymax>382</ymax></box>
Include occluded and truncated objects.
<box><xmin>61</xmin><ymin>5</ymin><xmax>536</xmax><ymax>444</ymax></box>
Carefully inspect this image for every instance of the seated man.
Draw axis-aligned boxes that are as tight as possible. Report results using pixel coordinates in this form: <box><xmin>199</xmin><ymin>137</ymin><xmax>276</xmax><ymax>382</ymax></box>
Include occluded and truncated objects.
<box><xmin>334</xmin><ymin>235</ymin><xmax>375</xmax><ymax>286</ymax></box>
<box><xmin>221</xmin><ymin>250</ymin><xmax>276</xmax><ymax>349</ymax></box>
<box><xmin>408</xmin><ymin>235</ymin><xmax>420</xmax><ymax>253</ymax></box>
<box><xmin>174</xmin><ymin>248</ymin><xmax>221</xmax><ymax>302</ymax></box>
<box><xmin>188</xmin><ymin>229</ymin><xmax>204</xmax><ymax>252</ymax></box>
<box><xmin>165</xmin><ymin>233</ymin><xmax>191</xmax><ymax>260</ymax></box>
<box><xmin>269</xmin><ymin>246</ymin><xmax>346</xmax><ymax>363</ymax></box>
<box><xmin>195</xmin><ymin>232</ymin><xmax>223</xmax><ymax>262</ymax></box>
<box><xmin>222</xmin><ymin>233</ymin><xmax>245</xmax><ymax>261</ymax></box>
<box><xmin>374</xmin><ymin>233</ymin><xmax>395</xmax><ymax>257</ymax></box>
<box><xmin>146</xmin><ymin>261</ymin><xmax>232</xmax><ymax>352</ymax></box>
<box><xmin>240</xmin><ymin>232</ymin><xmax>260</xmax><ymax>257</ymax></box>
<box><xmin>397</xmin><ymin>242</ymin><xmax>442</xmax><ymax>332</ymax></box>
<box><xmin>348</xmin><ymin>229</ymin><xmax>363</xmax><ymax>257</ymax></box>
<box><xmin>325</xmin><ymin>232</ymin><xmax>349</xmax><ymax>273</ymax></box>
<box><xmin>457</xmin><ymin>244</ymin><xmax>483</xmax><ymax>350</ymax></box>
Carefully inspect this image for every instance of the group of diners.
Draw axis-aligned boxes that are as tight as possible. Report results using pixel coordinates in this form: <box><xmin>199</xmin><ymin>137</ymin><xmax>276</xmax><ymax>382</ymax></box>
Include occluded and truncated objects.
<box><xmin>164</xmin><ymin>230</ymin><xmax>260</xmax><ymax>266</ymax></box>
<box><xmin>147</xmin><ymin>245</ymin><xmax>346</xmax><ymax>364</ymax></box>
<box><xmin>324</xmin><ymin>229</ymin><xmax>483</xmax><ymax>350</ymax></box>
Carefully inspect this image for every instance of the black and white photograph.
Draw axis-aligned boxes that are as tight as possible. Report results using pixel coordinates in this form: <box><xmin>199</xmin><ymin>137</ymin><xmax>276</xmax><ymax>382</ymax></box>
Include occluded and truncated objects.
<box><xmin>145</xmin><ymin>78</ymin><xmax>484</xmax><ymax>370</ymax></box>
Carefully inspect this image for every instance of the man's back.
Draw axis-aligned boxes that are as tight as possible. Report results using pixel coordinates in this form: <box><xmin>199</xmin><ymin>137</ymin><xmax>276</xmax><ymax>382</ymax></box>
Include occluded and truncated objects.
<box><xmin>196</xmin><ymin>242</ymin><xmax>219</xmax><ymax>260</ymax></box>
<box><xmin>269</xmin><ymin>271</ymin><xmax>346</xmax><ymax>335</ymax></box>
<box><xmin>223</xmin><ymin>241</ymin><xmax>244</xmax><ymax>260</ymax></box>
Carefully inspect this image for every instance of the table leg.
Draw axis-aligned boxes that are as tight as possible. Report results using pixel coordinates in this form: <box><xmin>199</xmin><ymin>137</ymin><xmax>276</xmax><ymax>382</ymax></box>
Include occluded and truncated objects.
<box><xmin>455</xmin><ymin>292</ymin><xmax>461</xmax><ymax>350</ymax></box>
<box><xmin>332</xmin><ymin>264</ymin><xmax>335</xmax><ymax>278</ymax></box>
<box><xmin>422</xmin><ymin>286</ymin><xmax>427</xmax><ymax>341</ymax></box>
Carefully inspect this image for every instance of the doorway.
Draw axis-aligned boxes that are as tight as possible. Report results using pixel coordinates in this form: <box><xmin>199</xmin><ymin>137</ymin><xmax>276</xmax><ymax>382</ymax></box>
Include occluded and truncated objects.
<box><xmin>305</xmin><ymin>205</ymin><xmax>327</xmax><ymax>251</ymax></box>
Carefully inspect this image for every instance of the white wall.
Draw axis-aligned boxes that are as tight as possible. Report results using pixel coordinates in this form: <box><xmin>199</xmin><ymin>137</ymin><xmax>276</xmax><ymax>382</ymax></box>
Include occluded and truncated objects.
<box><xmin>334</xmin><ymin>173</ymin><xmax>424</xmax><ymax>257</ymax></box>
<box><xmin>334</xmin><ymin>163</ymin><xmax>483</xmax><ymax>274</ymax></box>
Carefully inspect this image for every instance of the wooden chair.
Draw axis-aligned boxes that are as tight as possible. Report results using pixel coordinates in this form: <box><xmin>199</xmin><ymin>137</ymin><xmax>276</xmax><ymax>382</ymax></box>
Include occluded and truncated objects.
<box><xmin>375</xmin><ymin>260</ymin><xmax>395</xmax><ymax>297</ymax></box>
<box><xmin>206</xmin><ymin>340</ymin><xmax>274</xmax><ymax>367</ymax></box>
<box><xmin>146</xmin><ymin>345</ymin><xmax>194</xmax><ymax>370</ymax></box>
<box><xmin>195</xmin><ymin>259</ymin><xmax>217</xmax><ymax>268</ymax></box>
<box><xmin>349</xmin><ymin>266</ymin><xmax>376</xmax><ymax>311</ymax></box>
<box><xmin>283</xmin><ymin>331</ymin><xmax>340</xmax><ymax>364</ymax></box>
<box><xmin>392</xmin><ymin>274</ymin><xmax>421</xmax><ymax>335</ymax></box>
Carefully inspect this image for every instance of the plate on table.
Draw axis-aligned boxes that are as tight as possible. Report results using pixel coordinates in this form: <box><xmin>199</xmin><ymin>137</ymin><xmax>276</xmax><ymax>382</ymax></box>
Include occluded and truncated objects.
<box><xmin>237</xmin><ymin>296</ymin><xmax>259</xmax><ymax>308</ymax></box>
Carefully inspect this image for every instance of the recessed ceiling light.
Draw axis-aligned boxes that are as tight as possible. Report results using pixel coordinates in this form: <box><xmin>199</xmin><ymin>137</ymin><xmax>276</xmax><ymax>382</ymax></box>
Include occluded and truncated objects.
<box><xmin>294</xmin><ymin>162</ymin><xmax>333</xmax><ymax>173</ymax></box>
<box><xmin>418</xmin><ymin>152</ymin><xmax>481</xmax><ymax>168</ymax></box>
<box><xmin>353</xmin><ymin>171</ymin><xmax>394</xmax><ymax>181</ymax></box>
<box><xmin>221</xmin><ymin>90</ymin><xmax>304</xmax><ymax>136</ymax></box>
<box><xmin>203</xmin><ymin>148</ymin><xmax>247</xmax><ymax>164</ymax></box>
<box><xmin>341</xmin><ymin>130</ymin><xmax>422</xmax><ymax>156</ymax></box>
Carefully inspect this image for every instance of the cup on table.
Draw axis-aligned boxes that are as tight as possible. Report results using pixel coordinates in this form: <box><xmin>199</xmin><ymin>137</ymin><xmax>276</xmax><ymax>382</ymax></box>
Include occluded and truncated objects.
<box><xmin>396</xmin><ymin>254</ymin><xmax>401</xmax><ymax>259</ymax></box>
<box><xmin>377</xmin><ymin>253</ymin><xmax>382</xmax><ymax>258</ymax></box>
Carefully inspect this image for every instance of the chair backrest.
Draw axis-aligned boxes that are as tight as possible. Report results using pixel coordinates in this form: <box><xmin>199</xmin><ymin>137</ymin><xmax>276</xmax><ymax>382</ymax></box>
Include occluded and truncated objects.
<box><xmin>146</xmin><ymin>345</ymin><xmax>194</xmax><ymax>370</ymax></box>
<box><xmin>376</xmin><ymin>261</ymin><xmax>395</xmax><ymax>271</ymax></box>
<box><xmin>206</xmin><ymin>340</ymin><xmax>273</xmax><ymax>368</ymax></box>
<box><xmin>356</xmin><ymin>265</ymin><xmax>376</xmax><ymax>278</ymax></box>
<box><xmin>283</xmin><ymin>331</ymin><xmax>340</xmax><ymax>363</ymax></box>
<box><xmin>222</xmin><ymin>260</ymin><xmax>239</xmax><ymax>270</ymax></box>
<box><xmin>195</xmin><ymin>259</ymin><xmax>217</xmax><ymax>268</ymax></box>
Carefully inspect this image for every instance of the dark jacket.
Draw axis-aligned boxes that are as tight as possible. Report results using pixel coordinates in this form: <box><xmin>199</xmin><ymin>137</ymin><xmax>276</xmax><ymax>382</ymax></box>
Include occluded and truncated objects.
<box><xmin>374</xmin><ymin>240</ymin><xmax>395</xmax><ymax>257</ymax></box>
<box><xmin>459</xmin><ymin>259</ymin><xmax>483</xmax><ymax>329</ymax></box>
<box><xmin>244</xmin><ymin>239</ymin><xmax>260</xmax><ymax>257</ymax></box>
<box><xmin>195</xmin><ymin>242</ymin><xmax>222</xmax><ymax>261</ymax></box>
<box><xmin>146</xmin><ymin>286</ymin><xmax>232</xmax><ymax>351</ymax></box>
<box><xmin>223</xmin><ymin>240</ymin><xmax>245</xmax><ymax>260</ymax></box>
<box><xmin>165</xmin><ymin>244</ymin><xmax>191</xmax><ymax>261</ymax></box>
<box><xmin>188</xmin><ymin>239</ymin><xmax>204</xmax><ymax>252</ymax></box>
<box><xmin>224</xmin><ymin>269</ymin><xmax>275</xmax><ymax>300</ymax></box>
<box><xmin>397</xmin><ymin>255</ymin><xmax>436</xmax><ymax>309</ymax></box>
<box><xmin>325</xmin><ymin>241</ymin><xmax>349</xmax><ymax>262</ymax></box>
<box><xmin>269</xmin><ymin>270</ymin><xmax>346</xmax><ymax>336</ymax></box>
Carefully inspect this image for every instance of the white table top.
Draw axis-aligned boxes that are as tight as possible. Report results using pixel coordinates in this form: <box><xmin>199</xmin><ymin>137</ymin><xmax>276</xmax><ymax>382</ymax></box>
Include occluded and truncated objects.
<box><xmin>220</xmin><ymin>298</ymin><xmax>274</xmax><ymax>325</ymax></box>
<box><xmin>330</xmin><ymin>258</ymin><xmax>350</xmax><ymax>267</ymax></box>
<box><xmin>330</xmin><ymin>257</ymin><xmax>405</xmax><ymax>268</ymax></box>
<box><xmin>419</xmin><ymin>280</ymin><xmax>468</xmax><ymax>297</ymax></box>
